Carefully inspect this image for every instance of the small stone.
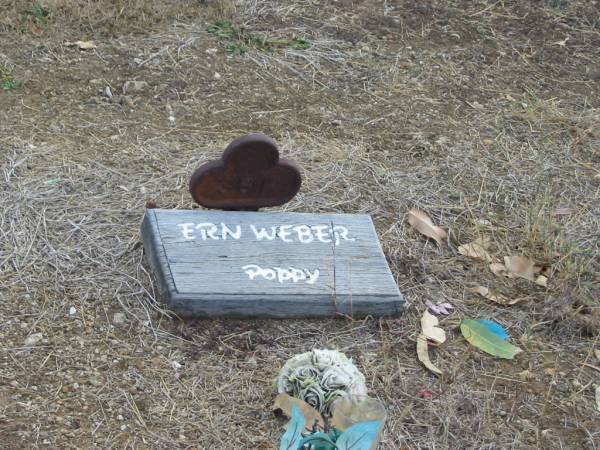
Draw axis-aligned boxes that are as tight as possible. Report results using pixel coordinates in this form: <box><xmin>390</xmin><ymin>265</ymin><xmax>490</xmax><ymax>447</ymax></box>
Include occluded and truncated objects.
<box><xmin>213</xmin><ymin>72</ymin><xmax>221</xmax><ymax>80</ymax></box>
<box><xmin>122</xmin><ymin>80</ymin><xmax>149</xmax><ymax>94</ymax></box>
<box><xmin>24</xmin><ymin>333</ymin><xmax>43</xmax><ymax>346</ymax></box>
<box><xmin>331</xmin><ymin>119</ymin><xmax>342</xmax><ymax>126</ymax></box>
<box><xmin>171</xmin><ymin>361</ymin><xmax>182</xmax><ymax>370</ymax></box>
<box><xmin>69</xmin><ymin>306</ymin><xmax>77</xmax><ymax>315</ymax></box>
<box><xmin>103</xmin><ymin>86</ymin><xmax>112</xmax><ymax>98</ymax></box>
<box><xmin>112</xmin><ymin>313</ymin><xmax>126</xmax><ymax>326</ymax></box>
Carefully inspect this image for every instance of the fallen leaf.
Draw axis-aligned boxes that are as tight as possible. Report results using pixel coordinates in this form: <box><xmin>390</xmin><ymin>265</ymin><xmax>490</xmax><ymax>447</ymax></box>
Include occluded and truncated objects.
<box><xmin>407</xmin><ymin>209</ymin><xmax>447</xmax><ymax>246</ymax></box>
<box><xmin>504</xmin><ymin>256</ymin><xmax>536</xmax><ymax>281</ymax></box>
<box><xmin>461</xmin><ymin>319</ymin><xmax>522</xmax><ymax>359</ymax></box>
<box><xmin>421</xmin><ymin>310</ymin><xmax>446</xmax><ymax>344</ymax></box>
<box><xmin>458</xmin><ymin>238</ymin><xmax>492</xmax><ymax>262</ymax></box>
<box><xmin>65</xmin><ymin>40</ymin><xmax>97</xmax><ymax>50</ymax></box>
<box><xmin>595</xmin><ymin>349</ymin><xmax>600</xmax><ymax>361</ymax></box>
<box><xmin>477</xmin><ymin>319</ymin><xmax>510</xmax><ymax>340</ymax></box>
<box><xmin>273</xmin><ymin>393</ymin><xmax>325</xmax><ymax>432</ymax></box>
<box><xmin>331</xmin><ymin>396</ymin><xmax>387</xmax><ymax>432</ymax></box>
<box><xmin>553</xmin><ymin>207</ymin><xmax>575</xmax><ymax>216</ymax></box>
<box><xmin>491</xmin><ymin>256</ymin><xmax>548</xmax><ymax>287</ymax></box>
<box><xmin>416</xmin><ymin>334</ymin><xmax>442</xmax><ymax>375</ymax></box>
<box><xmin>425</xmin><ymin>300</ymin><xmax>453</xmax><ymax>316</ymax></box>
<box><xmin>596</xmin><ymin>386</ymin><xmax>600</xmax><ymax>412</ymax></box>
<box><xmin>471</xmin><ymin>286</ymin><xmax>525</xmax><ymax>305</ymax></box>
<box><xmin>489</xmin><ymin>262</ymin><xmax>509</xmax><ymax>277</ymax></box>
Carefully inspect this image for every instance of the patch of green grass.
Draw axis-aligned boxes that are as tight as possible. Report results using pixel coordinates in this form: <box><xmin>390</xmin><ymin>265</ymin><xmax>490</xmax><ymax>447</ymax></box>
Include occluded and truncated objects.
<box><xmin>291</xmin><ymin>38</ymin><xmax>311</xmax><ymax>50</ymax></box>
<box><xmin>207</xmin><ymin>20</ymin><xmax>235</xmax><ymax>39</ymax></box>
<box><xmin>225</xmin><ymin>43</ymin><xmax>248</xmax><ymax>55</ymax></box>
<box><xmin>207</xmin><ymin>19</ymin><xmax>311</xmax><ymax>56</ymax></box>
<box><xmin>0</xmin><ymin>64</ymin><xmax>16</xmax><ymax>90</ymax></box>
<box><xmin>1</xmin><ymin>80</ymin><xmax>16</xmax><ymax>90</ymax></box>
<box><xmin>23</xmin><ymin>4</ymin><xmax>50</xmax><ymax>27</ymax></box>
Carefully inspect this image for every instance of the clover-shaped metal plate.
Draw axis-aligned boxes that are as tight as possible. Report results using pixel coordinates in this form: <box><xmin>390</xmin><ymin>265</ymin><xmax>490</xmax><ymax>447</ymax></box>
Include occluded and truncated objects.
<box><xmin>189</xmin><ymin>133</ymin><xmax>302</xmax><ymax>211</ymax></box>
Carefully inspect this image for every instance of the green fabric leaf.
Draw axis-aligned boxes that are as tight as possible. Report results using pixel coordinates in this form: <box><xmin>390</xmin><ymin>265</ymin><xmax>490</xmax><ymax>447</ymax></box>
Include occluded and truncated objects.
<box><xmin>280</xmin><ymin>405</ymin><xmax>306</xmax><ymax>450</ymax></box>
<box><xmin>461</xmin><ymin>319</ymin><xmax>522</xmax><ymax>359</ymax></box>
<box><xmin>335</xmin><ymin>421</ymin><xmax>383</xmax><ymax>450</ymax></box>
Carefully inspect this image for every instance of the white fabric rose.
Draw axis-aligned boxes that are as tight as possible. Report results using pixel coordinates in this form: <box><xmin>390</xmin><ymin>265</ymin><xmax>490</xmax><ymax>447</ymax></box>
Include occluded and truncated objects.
<box><xmin>276</xmin><ymin>349</ymin><xmax>367</xmax><ymax>416</ymax></box>
<box><xmin>300</xmin><ymin>383</ymin><xmax>325</xmax><ymax>412</ymax></box>
<box><xmin>320</xmin><ymin>366</ymin><xmax>352</xmax><ymax>390</ymax></box>
<box><xmin>311</xmin><ymin>349</ymin><xmax>348</xmax><ymax>370</ymax></box>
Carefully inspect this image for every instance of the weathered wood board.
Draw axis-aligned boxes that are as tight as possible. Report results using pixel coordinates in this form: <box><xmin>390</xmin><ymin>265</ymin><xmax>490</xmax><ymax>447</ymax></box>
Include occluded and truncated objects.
<box><xmin>141</xmin><ymin>209</ymin><xmax>403</xmax><ymax>318</ymax></box>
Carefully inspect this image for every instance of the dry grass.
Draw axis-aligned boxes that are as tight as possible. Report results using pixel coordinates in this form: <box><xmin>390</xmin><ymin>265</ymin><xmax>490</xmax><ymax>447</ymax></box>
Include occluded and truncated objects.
<box><xmin>1</xmin><ymin>0</ymin><xmax>600</xmax><ymax>448</ymax></box>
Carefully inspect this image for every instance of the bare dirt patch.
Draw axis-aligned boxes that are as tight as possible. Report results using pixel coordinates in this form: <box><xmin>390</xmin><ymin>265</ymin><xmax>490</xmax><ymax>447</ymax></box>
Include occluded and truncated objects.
<box><xmin>1</xmin><ymin>0</ymin><xmax>599</xmax><ymax>448</ymax></box>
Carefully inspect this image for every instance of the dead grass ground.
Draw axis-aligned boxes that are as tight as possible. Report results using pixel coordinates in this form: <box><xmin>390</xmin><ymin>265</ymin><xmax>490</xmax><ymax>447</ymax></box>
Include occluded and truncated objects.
<box><xmin>1</xmin><ymin>0</ymin><xmax>599</xmax><ymax>448</ymax></box>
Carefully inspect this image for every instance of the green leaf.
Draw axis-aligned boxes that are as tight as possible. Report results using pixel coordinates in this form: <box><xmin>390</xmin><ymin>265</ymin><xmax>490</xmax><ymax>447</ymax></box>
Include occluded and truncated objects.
<box><xmin>460</xmin><ymin>319</ymin><xmax>522</xmax><ymax>359</ymax></box>
<box><xmin>1</xmin><ymin>81</ymin><xmax>16</xmax><ymax>90</ymax></box>
<box><xmin>280</xmin><ymin>404</ymin><xmax>305</xmax><ymax>450</ymax></box>
<box><xmin>335</xmin><ymin>421</ymin><xmax>383</xmax><ymax>450</ymax></box>
<box><xmin>225</xmin><ymin>43</ymin><xmax>247</xmax><ymax>55</ymax></box>
<box><xmin>207</xmin><ymin>20</ymin><xmax>235</xmax><ymax>38</ymax></box>
<box><xmin>292</xmin><ymin>38</ymin><xmax>311</xmax><ymax>50</ymax></box>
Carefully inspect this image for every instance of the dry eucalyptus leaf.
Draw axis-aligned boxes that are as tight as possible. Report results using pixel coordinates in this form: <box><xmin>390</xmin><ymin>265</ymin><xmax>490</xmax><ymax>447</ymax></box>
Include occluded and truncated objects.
<box><xmin>595</xmin><ymin>349</ymin><xmax>600</xmax><ymax>361</ymax></box>
<box><xmin>489</xmin><ymin>262</ymin><xmax>509</xmax><ymax>277</ymax></box>
<box><xmin>407</xmin><ymin>209</ymin><xmax>447</xmax><ymax>246</ymax></box>
<box><xmin>490</xmin><ymin>259</ymin><xmax>549</xmax><ymax>287</ymax></box>
<box><xmin>273</xmin><ymin>393</ymin><xmax>325</xmax><ymax>431</ymax></box>
<box><xmin>421</xmin><ymin>310</ymin><xmax>446</xmax><ymax>344</ymax></box>
<box><xmin>504</xmin><ymin>256</ymin><xmax>536</xmax><ymax>281</ymax></box>
<box><xmin>553</xmin><ymin>207</ymin><xmax>576</xmax><ymax>216</ymax></box>
<box><xmin>535</xmin><ymin>275</ymin><xmax>548</xmax><ymax>287</ymax></box>
<box><xmin>471</xmin><ymin>286</ymin><xmax>524</xmax><ymax>305</ymax></box>
<box><xmin>65</xmin><ymin>40</ymin><xmax>97</xmax><ymax>50</ymax></box>
<box><xmin>458</xmin><ymin>239</ymin><xmax>493</xmax><ymax>262</ymax></box>
<box><xmin>416</xmin><ymin>334</ymin><xmax>442</xmax><ymax>375</ymax></box>
<box><xmin>425</xmin><ymin>299</ymin><xmax>453</xmax><ymax>315</ymax></box>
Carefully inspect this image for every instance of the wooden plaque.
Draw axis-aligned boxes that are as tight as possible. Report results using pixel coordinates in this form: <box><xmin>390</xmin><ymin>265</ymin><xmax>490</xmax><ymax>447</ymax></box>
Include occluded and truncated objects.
<box><xmin>141</xmin><ymin>209</ymin><xmax>403</xmax><ymax>318</ymax></box>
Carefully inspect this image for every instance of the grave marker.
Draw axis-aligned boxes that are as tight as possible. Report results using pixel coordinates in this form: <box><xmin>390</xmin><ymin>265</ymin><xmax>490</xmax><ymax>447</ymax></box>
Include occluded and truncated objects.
<box><xmin>141</xmin><ymin>133</ymin><xmax>403</xmax><ymax>318</ymax></box>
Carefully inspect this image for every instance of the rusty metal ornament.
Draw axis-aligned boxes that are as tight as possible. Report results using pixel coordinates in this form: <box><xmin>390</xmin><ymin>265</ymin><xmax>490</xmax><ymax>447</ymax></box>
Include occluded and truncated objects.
<box><xmin>189</xmin><ymin>133</ymin><xmax>302</xmax><ymax>211</ymax></box>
